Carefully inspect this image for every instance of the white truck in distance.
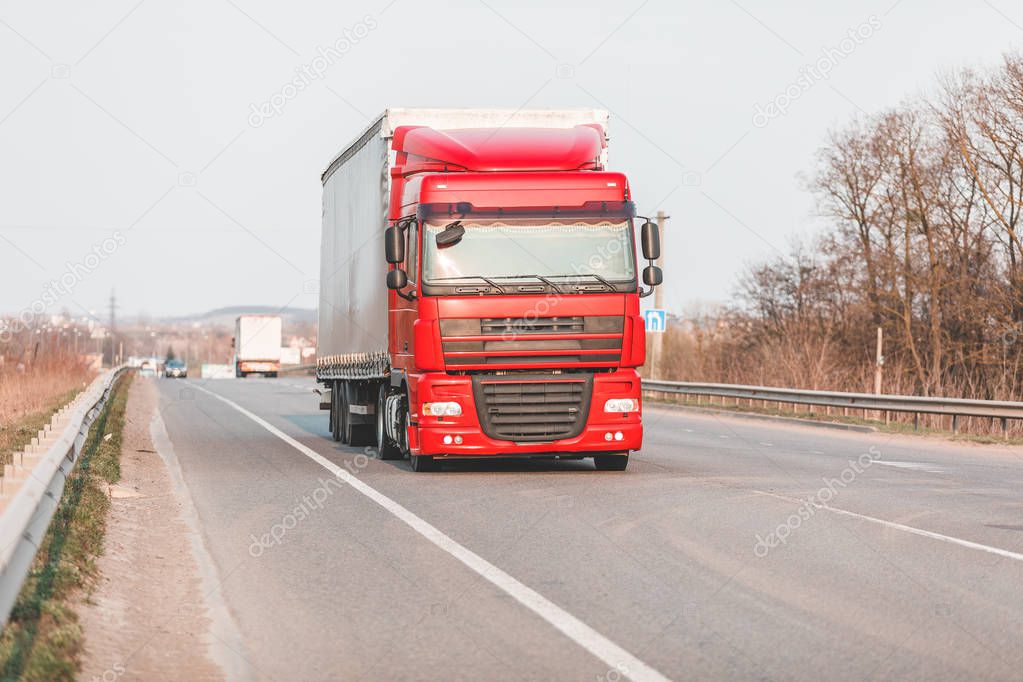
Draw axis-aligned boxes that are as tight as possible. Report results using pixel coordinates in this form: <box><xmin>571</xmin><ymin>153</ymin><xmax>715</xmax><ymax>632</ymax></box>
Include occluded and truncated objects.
<box><xmin>234</xmin><ymin>315</ymin><xmax>283</xmax><ymax>378</ymax></box>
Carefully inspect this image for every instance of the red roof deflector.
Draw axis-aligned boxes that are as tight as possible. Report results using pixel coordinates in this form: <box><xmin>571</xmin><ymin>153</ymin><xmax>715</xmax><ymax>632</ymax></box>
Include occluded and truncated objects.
<box><xmin>392</xmin><ymin>125</ymin><xmax>605</xmax><ymax>173</ymax></box>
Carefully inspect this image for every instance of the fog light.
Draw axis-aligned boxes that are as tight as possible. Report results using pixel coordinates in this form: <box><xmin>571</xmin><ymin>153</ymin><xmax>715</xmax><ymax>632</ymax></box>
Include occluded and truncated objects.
<box><xmin>454</xmin><ymin>435</ymin><xmax>463</xmax><ymax>444</ymax></box>
<box><xmin>443</xmin><ymin>435</ymin><xmax>453</xmax><ymax>445</ymax></box>
<box><xmin>604</xmin><ymin>432</ymin><xmax>613</xmax><ymax>441</ymax></box>
<box><xmin>614</xmin><ymin>431</ymin><xmax>624</xmax><ymax>441</ymax></box>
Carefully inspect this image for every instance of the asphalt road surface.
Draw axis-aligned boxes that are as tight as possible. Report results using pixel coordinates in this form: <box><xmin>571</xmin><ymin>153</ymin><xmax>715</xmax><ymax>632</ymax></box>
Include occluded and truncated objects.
<box><xmin>152</xmin><ymin>375</ymin><xmax>1023</xmax><ymax>681</ymax></box>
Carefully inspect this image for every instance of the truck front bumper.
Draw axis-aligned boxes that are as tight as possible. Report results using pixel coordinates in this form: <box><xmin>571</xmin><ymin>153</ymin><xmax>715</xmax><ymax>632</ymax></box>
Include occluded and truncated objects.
<box><xmin>412</xmin><ymin>369</ymin><xmax>643</xmax><ymax>458</ymax></box>
<box><xmin>417</xmin><ymin>422</ymin><xmax>642</xmax><ymax>458</ymax></box>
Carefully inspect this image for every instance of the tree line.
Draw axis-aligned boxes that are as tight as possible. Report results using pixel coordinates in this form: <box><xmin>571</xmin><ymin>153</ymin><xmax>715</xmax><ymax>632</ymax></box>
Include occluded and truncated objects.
<box><xmin>664</xmin><ymin>54</ymin><xmax>1023</xmax><ymax>416</ymax></box>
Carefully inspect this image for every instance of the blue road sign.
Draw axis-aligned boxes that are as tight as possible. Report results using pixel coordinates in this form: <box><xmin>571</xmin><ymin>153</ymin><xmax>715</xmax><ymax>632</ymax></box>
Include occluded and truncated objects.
<box><xmin>644</xmin><ymin>309</ymin><xmax>667</xmax><ymax>333</ymax></box>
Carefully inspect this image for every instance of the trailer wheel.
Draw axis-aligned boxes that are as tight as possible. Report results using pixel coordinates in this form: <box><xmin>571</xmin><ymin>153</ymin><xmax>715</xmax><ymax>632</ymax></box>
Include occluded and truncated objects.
<box><xmin>594</xmin><ymin>453</ymin><xmax>629</xmax><ymax>471</ymax></box>
<box><xmin>330</xmin><ymin>382</ymin><xmax>342</xmax><ymax>442</ymax></box>
<box><xmin>343</xmin><ymin>384</ymin><xmax>375</xmax><ymax>447</ymax></box>
<box><xmin>377</xmin><ymin>384</ymin><xmax>405</xmax><ymax>460</ymax></box>
<box><xmin>338</xmin><ymin>383</ymin><xmax>350</xmax><ymax>444</ymax></box>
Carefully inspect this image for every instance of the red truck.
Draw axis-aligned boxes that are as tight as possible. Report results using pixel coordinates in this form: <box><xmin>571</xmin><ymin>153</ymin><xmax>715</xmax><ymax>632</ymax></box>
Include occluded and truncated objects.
<box><xmin>316</xmin><ymin>109</ymin><xmax>661</xmax><ymax>471</ymax></box>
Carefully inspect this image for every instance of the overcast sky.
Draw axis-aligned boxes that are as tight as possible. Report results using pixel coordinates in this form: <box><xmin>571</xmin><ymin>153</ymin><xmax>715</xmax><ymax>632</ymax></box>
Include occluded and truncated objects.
<box><xmin>1</xmin><ymin>0</ymin><xmax>1021</xmax><ymax>321</ymax></box>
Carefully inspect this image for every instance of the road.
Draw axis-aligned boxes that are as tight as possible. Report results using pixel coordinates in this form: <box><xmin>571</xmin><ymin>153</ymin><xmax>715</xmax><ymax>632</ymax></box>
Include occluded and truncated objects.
<box><xmin>152</xmin><ymin>375</ymin><xmax>1023</xmax><ymax>681</ymax></box>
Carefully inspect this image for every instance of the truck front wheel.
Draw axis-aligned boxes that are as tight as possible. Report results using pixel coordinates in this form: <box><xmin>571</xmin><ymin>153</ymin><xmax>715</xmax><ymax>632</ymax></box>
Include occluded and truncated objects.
<box><xmin>377</xmin><ymin>384</ymin><xmax>406</xmax><ymax>460</ymax></box>
<box><xmin>594</xmin><ymin>453</ymin><xmax>629</xmax><ymax>471</ymax></box>
<box><xmin>409</xmin><ymin>452</ymin><xmax>439</xmax><ymax>472</ymax></box>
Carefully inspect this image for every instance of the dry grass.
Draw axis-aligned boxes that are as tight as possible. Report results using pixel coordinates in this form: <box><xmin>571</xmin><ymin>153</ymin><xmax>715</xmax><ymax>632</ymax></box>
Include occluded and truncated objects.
<box><xmin>0</xmin><ymin>358</ymin><xmax>95</xmax><ymax>469</ymax></box>
<box><xmin>651</xmin><ymin>326</ymin><xmax>1023</xmax><ymax>439</ymax></box>
<box><xmin>0</xmin><ymin>358</ymin><xmax>94</xmax><ymax>424</ymax></box>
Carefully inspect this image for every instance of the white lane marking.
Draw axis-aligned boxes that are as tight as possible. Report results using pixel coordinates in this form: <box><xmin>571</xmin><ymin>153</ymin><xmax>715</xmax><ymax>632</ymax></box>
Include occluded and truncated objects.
<box><xmin>192</xmin><ymin>384</ymin><xmax>671</xmax><ymax>682</ymax></box>
<box><xmin>758</xmin><ymin>442</ymin><xmax>773</xmax><ymax>447</ymax></box>
<box><xmin>755</xmin><ymin>490</ymin><xmax>1023</xmax><ymax>563</ymax></box>
<box><xmin>875</xmin><ymin>461</ymin><xmax>944</xmax><ymax>473</ymax></box>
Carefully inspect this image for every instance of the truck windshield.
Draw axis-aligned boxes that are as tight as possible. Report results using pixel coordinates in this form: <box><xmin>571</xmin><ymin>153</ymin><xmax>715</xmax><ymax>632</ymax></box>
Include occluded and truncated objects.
<box><xmin>421</xmin><ymin>218</ymin><xmax>635</xmax><ymax>288</ymax></box>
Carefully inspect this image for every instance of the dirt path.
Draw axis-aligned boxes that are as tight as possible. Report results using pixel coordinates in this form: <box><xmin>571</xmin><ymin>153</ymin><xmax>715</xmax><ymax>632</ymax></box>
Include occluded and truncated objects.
<box><xmin>78</xmin><ymin>379</ymin><xmax>226</xmax><ymax>681</ymax></box>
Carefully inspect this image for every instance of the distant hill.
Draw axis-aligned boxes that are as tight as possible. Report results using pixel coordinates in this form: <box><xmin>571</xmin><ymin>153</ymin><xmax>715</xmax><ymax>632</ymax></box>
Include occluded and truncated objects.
<box><xmin>162</xmin><ymin>306</ymin><xmax>317</xmax><ymax>328</ymax></box>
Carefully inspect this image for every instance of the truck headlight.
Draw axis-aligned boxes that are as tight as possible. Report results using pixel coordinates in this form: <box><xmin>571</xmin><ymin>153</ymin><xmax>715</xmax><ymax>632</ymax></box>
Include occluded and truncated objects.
<box><xmin>604</xmin><ymin>398</ymin><xmax>639</xmax><ymax>413</ymax></box>
<box><xmin>422</xmin><ymin>401</ymin><xmax>462</xmax><ymax>417</ymax></box>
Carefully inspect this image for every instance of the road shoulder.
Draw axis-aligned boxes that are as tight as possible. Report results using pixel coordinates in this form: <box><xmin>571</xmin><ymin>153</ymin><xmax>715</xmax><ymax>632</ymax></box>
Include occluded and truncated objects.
<box><xmin>78</xmin><ymin>378</ymin><xmax>228</xmax><ymax>681</ymax></box>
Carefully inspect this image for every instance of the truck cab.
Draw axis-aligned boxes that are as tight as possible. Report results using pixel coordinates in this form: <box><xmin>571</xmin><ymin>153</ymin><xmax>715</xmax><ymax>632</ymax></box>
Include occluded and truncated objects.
<box><xmin>317</xmin><ymin>110</ymin><xmax>661</xmax><ymax>471</ymax></box>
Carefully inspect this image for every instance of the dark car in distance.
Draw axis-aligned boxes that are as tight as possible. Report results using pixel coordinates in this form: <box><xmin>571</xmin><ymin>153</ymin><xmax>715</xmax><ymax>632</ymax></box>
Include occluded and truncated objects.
<box><xmin>165</xmin><ymin>359</ymin><xmax>188</xmax><ymax>378</ymax></box>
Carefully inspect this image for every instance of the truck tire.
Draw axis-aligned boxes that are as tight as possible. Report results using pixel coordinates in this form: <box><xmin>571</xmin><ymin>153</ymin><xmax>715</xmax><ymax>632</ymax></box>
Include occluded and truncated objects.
<box><xmin>338</xmin><ymin>384</ymin><xmax>350</xmax><ymax>444</ymax></box>
<box><xmin>377</xmin><ymin>384</ymin><xmax>405</xmax><ymax>460</ymax></box>
<box><xmin>330</xmin><ymin>382</ymin><xmax>342</xmax><ymax>442</ymax></box>
<box><xmin>409</xmin><ymin>453</ymin><xmax>439</xmax><ymax>472</ymax></box>
<box><xmin>342</xmin><ymin>384</ymin><xmax>375</xmax><ymax>447</ymax></box>
<box><xmin>594</xmin><ymin>453</ymin><xmax>629</xmax><ymax>471</ymax></box>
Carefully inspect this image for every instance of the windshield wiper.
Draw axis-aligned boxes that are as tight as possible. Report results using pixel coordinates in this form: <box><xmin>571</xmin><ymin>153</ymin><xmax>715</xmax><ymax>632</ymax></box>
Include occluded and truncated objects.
<box><xmin>547</xmin><ymin>273</ymin><xmax>616</xmax><ymax>291</ymax></box>
<box><xmin>489</xmin><ymin>274</ymin><xmax>564</xmax><ymax>291</ymax></box>
<box><xmin>428</xmin><ymin>275</ymin><xmax>507</xmax><ymax>294</ymax></box>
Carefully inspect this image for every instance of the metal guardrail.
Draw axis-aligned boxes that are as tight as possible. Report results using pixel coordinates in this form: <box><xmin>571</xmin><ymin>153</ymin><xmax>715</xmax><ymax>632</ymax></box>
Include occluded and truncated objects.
<box><xmin>0</xmin><ymin>366</ymin><xmax>126</xmax><ymax>626</ymax></box>
<box><xmin>642</xmin><ymin>380</ymin><xmax>1023</xmax><ymax>437</ymax></box>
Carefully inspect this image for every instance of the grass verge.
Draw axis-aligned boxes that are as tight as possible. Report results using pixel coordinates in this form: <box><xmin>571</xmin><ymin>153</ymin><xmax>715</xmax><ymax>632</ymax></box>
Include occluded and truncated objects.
<box><xmin>0</xmin><ymin>371</ymin><xmax>132</xmax><ymax>681</ymax></box>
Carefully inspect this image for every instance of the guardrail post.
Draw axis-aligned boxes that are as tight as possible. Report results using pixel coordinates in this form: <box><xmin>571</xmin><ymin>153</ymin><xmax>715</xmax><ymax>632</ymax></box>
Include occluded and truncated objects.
<box><xmin>1002</xmin><ymin>417</ymin><xmax>1009</xmax><ymax>441</ymax></box>
<box><xmin>913</xmin><ymin>413</ymin><xmax>919</xmax><ymax>431</ymax></box>
<box><xmin>952</xmin><ymin>414</ymin><xmax>959</xmax><ymax>435</ymax></box>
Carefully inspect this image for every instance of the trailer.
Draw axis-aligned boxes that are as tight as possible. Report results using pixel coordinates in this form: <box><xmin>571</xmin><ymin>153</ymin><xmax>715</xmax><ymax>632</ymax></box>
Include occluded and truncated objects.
<box><xmin>316</xmin><ymin>108</ymin><xmax>662</xmax><ymax>471</ymax></box>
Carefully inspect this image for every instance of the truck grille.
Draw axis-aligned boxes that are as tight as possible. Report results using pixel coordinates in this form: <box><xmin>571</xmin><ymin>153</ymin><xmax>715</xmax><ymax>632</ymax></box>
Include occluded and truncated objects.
<box><xmin>472</xmin><ymin>374</ymin><xmax>593</xmax><ymax>442</ymax></box>
<box><xmin>480</xmin><ymin>316</ymin><xmax>584</xmax><ymax>335</ymax></box>
<box><xmin>441</xmin><ymin>316</ymin><xmax>624</xmax><ymax>369</ymax></box>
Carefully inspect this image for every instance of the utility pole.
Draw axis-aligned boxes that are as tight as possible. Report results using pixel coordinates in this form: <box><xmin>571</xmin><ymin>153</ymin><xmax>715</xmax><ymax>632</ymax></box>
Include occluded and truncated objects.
<box><xmin>650</xmin><ymin>210</ymin><xmax>668</xmax><ymax>378</ymax></box>
<box><xmin>105</xmin><ymin>289</ymin><xmax>119</xmax><ymax>366</ymax></box>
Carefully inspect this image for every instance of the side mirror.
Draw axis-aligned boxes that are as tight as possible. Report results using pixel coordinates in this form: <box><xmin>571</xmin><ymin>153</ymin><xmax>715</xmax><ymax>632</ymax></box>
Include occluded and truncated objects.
<box><xmin>641</xmin><ymin>220</ymin><xmax>660</xmax><ymax>261</ymax></box>
<box><xmin>643</xmin><ymin>265</ymin><xmax>663</xmax><ymax>286</ymax></box>
<box><xmin>385</xmin><ymin>226</ymin><xmax>405</xmax><ymax>264</ymax></box>
<box><xmin>386</xmin><ymin>268</ymin><xmax>408</xmax><ymax>290</ymax></box>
